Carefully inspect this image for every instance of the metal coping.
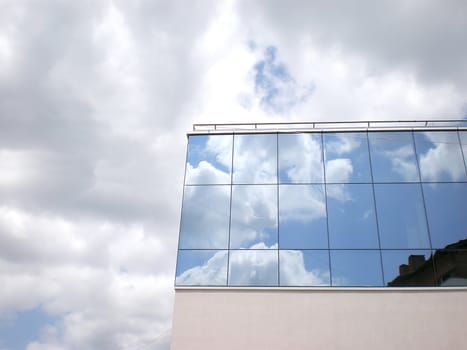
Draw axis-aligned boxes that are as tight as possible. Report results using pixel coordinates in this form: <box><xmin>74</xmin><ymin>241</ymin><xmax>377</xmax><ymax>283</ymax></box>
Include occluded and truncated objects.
<box><xmin>189</xmin><ymin>119</ymin><xmax>467</xmax><ymax>135</ymax></box>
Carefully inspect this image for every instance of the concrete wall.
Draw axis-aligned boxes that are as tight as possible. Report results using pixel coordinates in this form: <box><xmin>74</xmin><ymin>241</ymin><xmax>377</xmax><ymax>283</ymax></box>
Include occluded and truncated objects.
<box><xmin>171</xmin><ymin>288</ymin><xmax>467</xmax><ymax>350</ymax></box>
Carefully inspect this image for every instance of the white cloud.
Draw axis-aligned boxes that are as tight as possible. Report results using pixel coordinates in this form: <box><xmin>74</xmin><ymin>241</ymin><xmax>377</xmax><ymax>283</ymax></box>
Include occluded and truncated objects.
<box><xmin>280</xmin><ymin>250</ymin><xmax>329</xmax><ymax>286</ymax></box>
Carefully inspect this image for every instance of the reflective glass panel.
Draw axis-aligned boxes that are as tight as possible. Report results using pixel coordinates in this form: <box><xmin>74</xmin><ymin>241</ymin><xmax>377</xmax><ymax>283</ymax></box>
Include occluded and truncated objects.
<box><xmin>434</xmin><ymin>249</ymin><xmax>467</xmax><ymax>286</ymax></box>
<box><xmin>233</xmin><ymin>134</ymin><xmax>277</xmax><ymax>184</ymax></box>
<box><xmin>185</xmin><ymin>135</ymin><xmax>232</xmax><ymax>185</ymax></box>
<box><xmin>382</xmin><ymin>250</ymin><xmax>435</xmax><ymax>286</ymax></box>
<box><xmin>369</xmin><ymin>132</ymin><xmax>420</xmax><ymax>182</ymax></box>
<box><xmin>230</xmin><ymin>185</ymin><xmax>278</xmax><ymax>249</ymax></box>
<box><xmin>324</xmin><ymin>132</ymin><xmax>371</xmax><ymax>183</ymax></box>
<box><xmin>279</xmin><ymin>133</ymin><xmax>324</xmax><ymax>183</ymax></box>
<box><xmin>176</xmin><ymin>250</ymin><xmax>228</xmax><ymax>286</ymax></box>
<box><xmin>327</xmin><ymin>184</ymin><xmax>379</xmax><ymax>249</ymax></box>
<box><xmin>179</xmin><ymin>185</ymin><xmax>230</xmax><ymax>249</ymax></box>
<box><xmin>228</xmin><ymin>250</ymin><xmax>278</xmax><ymax>286</ymax></box>
<box><xmin>375</xmin><ymin>184</ymin><xmax>430</xmax><ymax>249</ymax></box>
<box><xmin>423</xmin><ymin>183</ymin><xmax>467</xmax><ymax>249</ymax></box>
<box><xmin>330</xmin><ymin>250</ymin><xmax>383</xmax><ymax>286</ymax></box>
<box><xmin>280</xmin><ymin>250</ymin><xmax>330</xmax><ymax>286</ymax></box>
<box><xmin>458</xmin><ymin>131</ymin><xmax>467</xmax><ymax>173</ymax></box>
<box><xmin>279</xmin><ymin>185</ymin><xmax>327</xmax><ymax>249</ymax></box>
<box><xmin>414</xmin><ymin>131</ymin><xmax>467</xmax><ymax>182</ymax></box>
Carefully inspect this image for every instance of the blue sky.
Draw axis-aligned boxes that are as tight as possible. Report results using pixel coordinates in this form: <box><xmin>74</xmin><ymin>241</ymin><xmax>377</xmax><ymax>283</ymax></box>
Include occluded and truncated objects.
<box><xmin>0</xmin><ymin>0</ymin><xmax>467</xmax><ymax>349</ymax></box>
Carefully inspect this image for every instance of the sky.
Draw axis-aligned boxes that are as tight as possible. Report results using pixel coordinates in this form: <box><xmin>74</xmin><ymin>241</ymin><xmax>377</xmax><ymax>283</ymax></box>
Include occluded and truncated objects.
<box><xmin>0</xmin><ymin>0</ymin><xmax>466</xmax><ymax>349</ymax></box>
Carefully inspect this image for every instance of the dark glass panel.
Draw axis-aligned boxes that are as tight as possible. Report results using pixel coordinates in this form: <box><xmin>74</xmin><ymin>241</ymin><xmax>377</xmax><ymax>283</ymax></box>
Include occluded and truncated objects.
<box><xmin>230</xmin><ymin>185</ymin><xmax>278</xmax><ymax>249</ymax></box>
<box><xmin>414</xmin><ymin>131</ymin><xmax>467</xmax><ymax>182</ymax></box>
<box><xmin>185</xmin><ymin>135</ymin><xmax>232</xmax><ymax>185</ymax></box>
<box><xmin>228</xmin><ymin>250</ymin><xmax>278</xmax><ymax>286</ymax></box>
<box><xmin>374</xmin><ymin>184</ymin><xmax>430</xmax><ymax>249</ymax></box>
<box><xmin>233</xmin><ymin>134</ymin><xmax>277</xmax><ymax>184</ymax></box>
<box><xmin>382</xmin><ymin>250</ymin><xmax>435</xmax><ymax>286</ymax></box>
<box><xmin>278</xmin><ymin>133</ymin><xmax>324</xmax><ymax>183</ymax></box>
<box><xmin>369</xmin><ymin>131</ymin><xmax>420</xmax><ymax>182</ymax></box>
<box><xmin>433</xmin><ymin>249</ymin><xmax>467</xmax><ymax>286</ymax></box>
<box><xmin>279</xmin><ymin>185</ymin><xmax>327</xmax><ymax>249</ymax></box>
<box><xmin>423</xmin><ymin>183</ymin><xmax>467</xmax><ymax>249</ymax></box>
<box><xmin>175</xmin><ymin>250</ymin><xmax>228</xmax><ymax>286</ymax></box>
<box><xmin>279</xmin><ymin>250</ymin><xmax>330</xmax><ymax>286</ymax></box>
<box><xmin>179</xmin><ymin>185</ymin><xmax>230</xmax><ymax>249</ymax></box>
<box><xmin>330</xmin><ymin>250</ymin><xmax>383</xmax><ymax>286</ymax></box>
<box><xmin>327</xmin><ymin>184</ymin><xmax>379</xmax><ymax>249</ymax></box>
<box><xmin>324</xmin><ymin>132</ymin><xmax>371</xmax><ymax>183</ymax></box>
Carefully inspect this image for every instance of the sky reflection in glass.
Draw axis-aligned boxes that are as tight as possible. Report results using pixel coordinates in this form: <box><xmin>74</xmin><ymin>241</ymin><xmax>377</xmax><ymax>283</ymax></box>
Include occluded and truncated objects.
<box><xmin>230</xmin><ymin>185</ymin><xmax>277</xmax><ymax>249</ymax></box>
<box><xmin>375</xmin><ymin>184</ymin><xmax>430</xmax><ymax>249</ymax></box>
<box><xmin>279</xmin><ymin>133</ymin><xmax>323</xmax><ymax>183</ymax></box>
<box><xmin>414</xmin><ymin>131</ymin><xmax>467</xmax><ymax>182</ymax></box>
<box><xmin>228</xmin><ymin>250</ymin><xmax>278</xmax><ymax>286</ymax></box>
<box><xmin>327</xmin><ymin>184</ymin><xmax>379</xmax><ymax>249</ymax></box>
<box><xmin>176</xmin><ymin>250</ymin><xmax>228</xmax><ymax>286</ymax></box>
<box><xmin>331</xmin><ymin>250</ymin><xmax>383</xmax><ymax>286</ymax></box>
<box><xmin>280</xmin><ymin>250</ymin><xmax>330</xmax><ymax>286</ymax></box>
<box><xmin>324</xmin><ymin>132</ymin><xmax>371</xmax><ymax>183</ymax></box>
<box><xmin>279</xmin><ymin>185</ymin><xmax>327</xmax><ymax>249</ymax></box>
<box><xmin>369</xmin><ymin>132</ymin><xmax>420</xmax><ymax>182</ymax></box>
<box><xmin>423</xmin><ymin>183</ymin><xmax>467</xmax><ymax>249</ymax></box>
<box><xmin>179</xmin><ymin>185</ymin><xmax>230</xmax><ymax>249</ymax></box>
<box><xmin>185</xmin><ymin>135</ymin><xmax>232</xmax><ymax>185</ymax></box>
<box><xmin>233</xmin><ymin>134</ymin><xmax>277</xmax><ymax>184</ymax></box>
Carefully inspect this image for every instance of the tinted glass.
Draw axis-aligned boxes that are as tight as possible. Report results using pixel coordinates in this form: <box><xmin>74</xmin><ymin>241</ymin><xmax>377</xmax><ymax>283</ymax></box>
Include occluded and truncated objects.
<box><xmin>374</xmin><ymin>184</ymin><xmax>430</xmax><ymax>249</ymax></box>
<box><xmin>176</xmin><ymin>250</ymin><xmax>228</xmax><ymax>286</ymax></box>
<box><xmin>382</xmin><ymin>250</ymin><xmax>435</xmax><ymax>286</ymax></box>
<box><xmin>185</xmin><ymin>135</ymin><xmax>232</xmax><ymax>185</ymax></box>
<box><xmin>414</xmin><ymin>131</ymin><xmax>467</xmax><ymax>182</ymax></box>
<box><xmin>369</xmin><ymin>132</ymin><xmax>420</xmax><ymax>182</ymax></box>
<box><xmin>280</xmin><ymin>250</ymin><xmax>330</xmax><ymax>286</ymax></box>
<box><xmin>327</xmin><ymin>184</ymin><xmax>379</xmax><ymax>249</ymax></box>
<box><xmin>423</xmin><ymin>183</ymin><xmax>467</xmax><ymax>249</ymax></box>
<box><xmin>324</xmin><ymin>132</ymin><xmax>371</xmax><ymax>183</ymax></box>
<box><xmin>279</xmin><ymin>185</ymin><xmax>327</xmax><ymax>249</ymax></box>
<box><xmin>230</xmin><ymin>185</ymin><xmax>278</xmax><ymax>249</ymax></box>
<box><xmin>330</xmin><ymin>250</ymin><xmax>383</xmax><ymax>286</ymax></box>
<box><xmin>459</xmin><ymin>131</ymin><xmax>467</xmax><ymax>172</ymax></box>
<box><xmin>434</xmin><ymin>249</ymin><xmax>467</xmax><ymax>286</ymax></box>
<box><xmin>233</xmin><ymin>134</ymin><xmax>277</xmax><ymax>184</ymax></box>
<box><xmin>179</xmin><ymin>185</ymin><xmax>230</xmax><ymax>249</ymax></box>
<box><xmin>228</xmin><ymin>250</ymin><xmax>278</xmax><ymax>286</ymax></box>
<box><xmin>279</xmin><ymin>133</ymin><xmax>324</xmax><ymax>183</ymax></box>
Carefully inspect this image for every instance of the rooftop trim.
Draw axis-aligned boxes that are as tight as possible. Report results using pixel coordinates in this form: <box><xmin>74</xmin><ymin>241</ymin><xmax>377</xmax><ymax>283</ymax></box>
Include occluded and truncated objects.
<box><xmin>191</xmin><ymin>119</ymin><xmax>467</xmax><ymax>134</ymax></box>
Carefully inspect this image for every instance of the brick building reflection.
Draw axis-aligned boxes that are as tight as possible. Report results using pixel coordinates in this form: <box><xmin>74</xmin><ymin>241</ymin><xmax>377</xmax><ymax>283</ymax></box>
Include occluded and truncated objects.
<box><xmin>388</xmin><ymin>239</ymin><xmax>467</xmax><ymax>287</ymax></box>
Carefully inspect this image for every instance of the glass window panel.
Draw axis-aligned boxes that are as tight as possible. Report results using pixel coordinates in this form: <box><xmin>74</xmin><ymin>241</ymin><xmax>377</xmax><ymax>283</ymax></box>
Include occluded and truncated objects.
<box><xmin>279</xmin><ymin>250</ymin><xmax>330</xmax><ymax>286</ymax></box>
<box><xmin>228</xmin><ymin>250</ymin><xmax>278</xmax><ymax>286</ymax></box>
<box><xmin>179</xmin><ymin>185</ymin><xmax>230</xmax><ymax>249</ymax></box>
<box><xmin>423</xmin><ymin>183</ymin><xmax>467</xmax><ymax>249</ymax></box>
<box><xmin>382</xmin><ymin>250</ymin><xmax>435</xmax><ymax>286</ymax></box>
<box><xmin>330</xmin><ymin>250</ymin><xmax>383</xmax><ymax>286</ymax></box>
<box><xmin>375</xmin><ymin>184</ymin><xmax>430</xmax><ymax>249</ymax></box>
<box><xmin>230</xmin><ymin>185</ymin><xmax>278</xmax><ymax>249</ymax></box>
<box><xmin>414</xmin><ymin>131</ymin><xmax>467</xmax><ymax>182</ymax></box>
<box><xmin>185</xmin><ymin>135</ymin><xmax>232</xmax><ymax>185</ymax></box>
<box><xmin>327</xmin><ymin>184</ymin><xmax>379</xmax><ymax>249</ymax></box>
<box><xmin>434</xmin><ymin>249</ymin><xmax>467</xmax><ymax>286</ymax></box>
<box><xmin>279</xmin><ymin>185</ymin><xmax>327</xmax><ymax>249</ymax></box>
<box><xmin>233</xmin><ymin>134</ymin><xmax>277</xmax><ymax>184</ymax></box>
<box><xmin>457</xmin><ymin>130</ymin><xmax>467</xmax><ymax>173</ymax></box>
<box><xmin>324</xmin><ymin>132</ymin><xmax>371</xmax><ymax>183</ymax></box>
<box><xmin>176</xmin><ymin>250</ymin><xmax>228</xmax><ymax>286</ymax></box>
<box><xmin>369</xmin><ymin>132</ymin><xmax>420</xmax><ymax>182</ymax></box>
<box><xmin>278</xmin><ymin>133</ymin><xmax>324</xmax><ymax>183</ymax></box>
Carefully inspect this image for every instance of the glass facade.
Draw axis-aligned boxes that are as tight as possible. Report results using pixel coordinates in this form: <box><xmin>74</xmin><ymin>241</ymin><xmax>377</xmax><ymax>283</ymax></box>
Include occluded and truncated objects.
<box><xmin>176</xmin><ymin>129</ymin><xmax>467</xmax><ymax>287</ymax></box>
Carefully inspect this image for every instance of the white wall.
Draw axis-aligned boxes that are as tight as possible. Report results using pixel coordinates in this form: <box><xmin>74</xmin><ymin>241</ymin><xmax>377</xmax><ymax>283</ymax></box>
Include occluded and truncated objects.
<box><xmin>171</xmin><ymin>288</ymin><xmax>467</xmax><ymax>350</ymax></box>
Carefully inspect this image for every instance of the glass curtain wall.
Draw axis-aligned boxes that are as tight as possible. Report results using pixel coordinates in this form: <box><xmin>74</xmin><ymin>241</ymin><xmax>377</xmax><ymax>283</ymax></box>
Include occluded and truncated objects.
<box><xmin>176</xmin><ymin>130</ymin><xmax>467</xmax><ymax>287</ymax></box>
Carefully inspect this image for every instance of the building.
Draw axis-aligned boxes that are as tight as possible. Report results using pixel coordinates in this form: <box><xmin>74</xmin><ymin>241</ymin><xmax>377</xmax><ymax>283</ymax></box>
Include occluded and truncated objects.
<box><xmin>171</xmin><ymin>120</ymin><xmax>467</xmax><ymax>350</ymax></box>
